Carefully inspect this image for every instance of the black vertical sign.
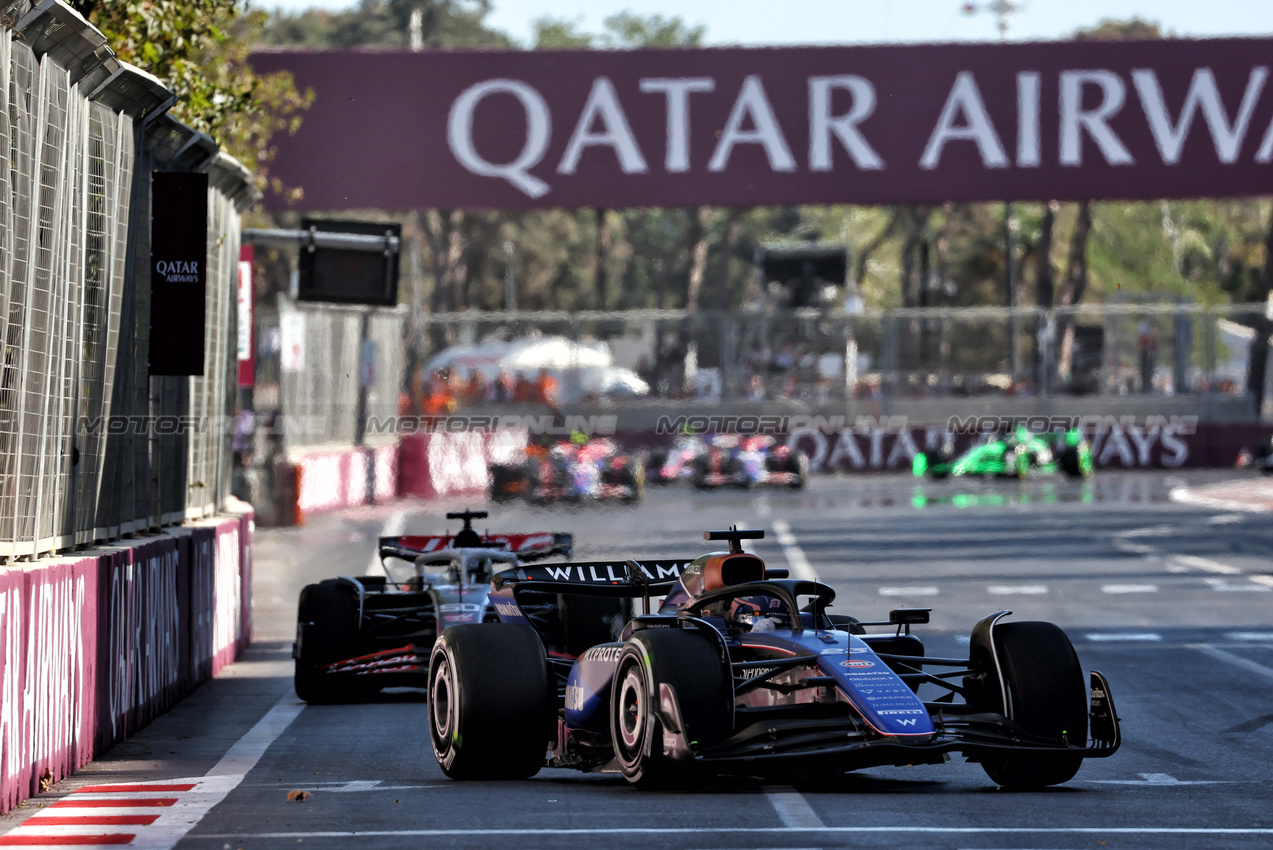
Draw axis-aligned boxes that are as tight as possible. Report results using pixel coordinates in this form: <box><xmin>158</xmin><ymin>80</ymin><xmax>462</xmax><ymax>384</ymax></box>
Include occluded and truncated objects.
<box><xmin>149</xmin><ymin>172</ymin><xmax>208</xmax><ymax>376</ymax></box>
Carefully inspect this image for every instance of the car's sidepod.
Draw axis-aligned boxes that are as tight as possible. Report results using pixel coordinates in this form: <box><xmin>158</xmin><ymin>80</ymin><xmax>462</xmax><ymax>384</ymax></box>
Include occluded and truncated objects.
<box><xmin>564</xmin><ymin>642</ymin><xmax>624</xmax><ymax>734</ymax></box>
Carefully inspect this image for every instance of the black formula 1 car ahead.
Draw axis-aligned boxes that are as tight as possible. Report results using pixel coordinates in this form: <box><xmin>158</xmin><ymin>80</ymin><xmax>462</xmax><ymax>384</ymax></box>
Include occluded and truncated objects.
<box><xmin>292</xmin><ymin>510</ymin><xmax>573</xmax><ymax>703</ymax></box>
<box><xmin>427</xmin><ymin>528</ymin><xmax>1120</xmax><ymax>789</ymax></box>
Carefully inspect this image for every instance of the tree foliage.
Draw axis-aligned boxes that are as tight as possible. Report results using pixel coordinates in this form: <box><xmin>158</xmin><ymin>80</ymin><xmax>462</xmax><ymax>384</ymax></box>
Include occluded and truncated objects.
<box><xmin>69</xmin><ymin>0</ymin><xmax>311</xmax><ymax>190</ymax></box>
<box><xmin>259</xmin><ymin>0</ymin><xmax>510</xmax><ymax>49</ymax></box>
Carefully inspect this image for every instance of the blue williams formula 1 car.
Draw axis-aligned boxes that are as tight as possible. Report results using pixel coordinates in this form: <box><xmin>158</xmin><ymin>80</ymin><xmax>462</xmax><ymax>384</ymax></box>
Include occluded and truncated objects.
<box><xmin>292</xmin><ymin>510</ymin><xmax>573</xmax><ymax>703</ymax></box>
<box><xmin>427</xmin><ymin>528</ymin><xmax>1120</xmax><ymax>789</ymax></box>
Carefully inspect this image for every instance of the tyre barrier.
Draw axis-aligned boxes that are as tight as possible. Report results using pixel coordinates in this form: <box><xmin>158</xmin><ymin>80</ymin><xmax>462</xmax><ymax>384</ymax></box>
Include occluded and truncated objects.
<box><xmin>0</xmin><ymin>511</ymin><xmax>253</xmax><ymax>813</ymax></box>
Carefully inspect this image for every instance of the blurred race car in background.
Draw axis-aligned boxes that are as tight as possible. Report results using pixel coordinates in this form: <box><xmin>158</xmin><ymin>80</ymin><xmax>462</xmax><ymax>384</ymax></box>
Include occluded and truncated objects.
<box><xmin>645</xmin><ymin>434</ymin><xmax>705</xmax><ymax>485</ymax></box>
<box><xmin>674</xmin><ymin>434</ymin><xmax>810</xmax><ymax>489</ymax></box>
<box><xmin>426</xmin><ymin>527</ymin><xmax>1120</xmax><ymax>789</ymax></box>
<box><xmin>292</xmin><ymin>510</ymin><xmax>572</xmax><ymax>703</ymax></box>
<box><xmin>490</xmin><ymin>435</ymin><xmax>644</xmax><ymax>504</ymax></box>
<box><xmin>1236</xmin><ymin>435</ymin><xmax>1273</xmax><ymax>473</ymax></box>
<box><xmin>914</xmin><ymin>427</ymin><xmax>1093</xmax><ymax>480</ymax></box>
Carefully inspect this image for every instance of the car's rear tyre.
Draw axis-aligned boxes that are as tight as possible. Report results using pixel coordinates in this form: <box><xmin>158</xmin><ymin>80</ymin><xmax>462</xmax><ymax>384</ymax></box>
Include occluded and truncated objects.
<box><xmin>918</xmin><ymin>449</ymin><xmax>952</xmax><ymax>480</ymax></box>
<box><xmin>1013</xmin><ymin>448</ymin><xmax>1032</xmax><ymax>479</ymax></box>
<box><xmin>1059</xmin><ymin>444</ymin><xmax>1093</xmax><ymax>478</ymax></box>
<box><xmin>294</xmin><ymin>580</ymin><xmax>366</xmax><ymax>704</ymax></box>
<box><xmin>691</xmin><ymin>456</ymin><xmax>711</xmax><ymax>490</ymax></box>
<box><xmin>611</xmin><ymin>628</ymin><xmax>732</xmax><ymax>790</ymax></box>
<box><xmin>489</xmin><ymin>465</ymin><xmax>523</xmax><ymax>503</ymax></box>
<box><xmin>977</xmin><ymin>621</ymin><xmax>1088</xmax><ymax>789</ymax></box>
<box><xmin>428</xmin><ymin>623</ymin><xmax>553</xmax><ymax>780</ymax></box>
<box><xmin>785</xmin><ymin>451</ymin><xmax>810</xmax><ymax>489</ymax></box>
<box><xmin>619</xmin><ymin>457</ymin><xmax>646</xmax><ymax>503</ymax></box>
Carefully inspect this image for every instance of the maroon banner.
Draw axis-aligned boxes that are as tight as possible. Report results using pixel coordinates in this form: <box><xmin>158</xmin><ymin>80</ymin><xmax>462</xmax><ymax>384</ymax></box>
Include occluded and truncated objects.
<box><xmin>253</xmin><ymin>39</ymin><xmax>1273</xmax><ymax>211</ymax></box>
<box><xmin>787</xmin><ymin>421</ymin><xmax>1269</xmax><ymax>472</ymax></box>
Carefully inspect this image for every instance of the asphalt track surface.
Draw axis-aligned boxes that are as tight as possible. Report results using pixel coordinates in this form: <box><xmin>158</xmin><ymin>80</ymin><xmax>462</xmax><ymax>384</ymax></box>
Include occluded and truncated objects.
<box><xmin>4</xmin><ymin>470</ymin><xmax>1273</xmax><ymax>849</ymax></box>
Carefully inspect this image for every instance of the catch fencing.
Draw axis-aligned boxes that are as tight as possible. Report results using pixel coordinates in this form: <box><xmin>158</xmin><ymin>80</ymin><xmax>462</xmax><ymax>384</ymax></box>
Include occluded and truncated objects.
<box><xmin>410</xmin><ymin>302</ymin><xmax>1268</xmax><ymax>409</ymax></box>
<box><xmin>0</xmin><ymin>2</ymin><xmax>258</xmax><ymax>560</ymax></box>
<box><xmin>274</xmin><ymin>296</ymin><xmax>406</xmax><ymax>450</ymax></box>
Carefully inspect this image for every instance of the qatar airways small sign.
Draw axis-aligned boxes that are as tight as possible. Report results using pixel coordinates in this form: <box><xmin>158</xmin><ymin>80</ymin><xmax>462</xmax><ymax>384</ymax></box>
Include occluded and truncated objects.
<box><xmin>149</xmin><ymin>172</ymin><xmax>208</xmax><ymax>376</ymax></box>
<box><xmin>253</xmin><ymin>38</ymin><xmax>1273</xmax><ymax>210</ymax></box>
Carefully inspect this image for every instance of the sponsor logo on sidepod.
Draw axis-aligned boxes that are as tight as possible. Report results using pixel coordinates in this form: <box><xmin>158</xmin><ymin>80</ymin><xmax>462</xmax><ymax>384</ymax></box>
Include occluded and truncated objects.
<box><xmin>581</xmin><ymin>645</ymin><xmax>623</xmax><ymax>663</ymax></box>
<box><xmin>565</xmin><ymin>684</ymin><xmax>586</xmax><ymax>712</ymax></box>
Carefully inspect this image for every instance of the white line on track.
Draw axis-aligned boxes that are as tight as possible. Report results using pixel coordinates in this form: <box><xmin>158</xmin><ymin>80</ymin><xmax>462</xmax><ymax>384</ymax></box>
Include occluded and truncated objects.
<box><xmin>770</xmin><ymin>520</ymin><xmax>815</xmax><ymax>580</ymax></box>
<box><xmin>191</xmin><ymin>827</ymin><xmax>1273</xmax><ymax>839</ymax></box>
<box><xmin>987</xmin><ymin>585</ymin><xmax>1048</xmax><ymax>595</ymax></box>
<box><xmin>1085</xmin><ymin>633</ymin><xmax>1162</xmax><ymax>642</ymax></box>
<box><xmin>1101</xmin><ymin>584</ymin><xmax>1158</xmax><ymax>594</ymax></box>
<box><xmin>366</xmin><ymin>508</ymin><xmax>409</xmax><ymax>576</ymax></box>
<box><xmin>206</xmin><ymin>695</ymin><xmax>306</xmax><ymax>777</ymax></box>
<box><xmin>1170</xmin><ymin>554</ymin><xmax>1242</xmax><ymax>576</ymax></box>
<box><xmin>765</xmin><ymin>789</ymin><xmax>825</xmax><ymax>829</ymax></box>
<box><xmin>1191</xmin><ymin>644</ymin><xmax>1273</xmax><ymax>682</ymax></box>
<box><xmin>1170</xmin><ymin>485</ymin><xmax>1271</xmax><ymax>513</ymax></box>
<box><xmin>1085</xmin><ymin>772</ymin><xmax>1230</xmax><ymax>786</ymax></box>
<box><xmin>1226</xmin><ymin>631</ymin><xmax>1273</xmax><ymax>641</ymax></box>
<box><xmin>878</xmin><ymin>586</ymin><xmax>939</xmax><ymax>597</ymax></box>
<box><xmin>4</xmin><ymin>693</ymin><xmax>305</xmax><ymax>850</ymax></box>
<box><xmin>1203</xmin><ymin>577</ymin><xmax>1270</xmax><ymax>593</ymax></box>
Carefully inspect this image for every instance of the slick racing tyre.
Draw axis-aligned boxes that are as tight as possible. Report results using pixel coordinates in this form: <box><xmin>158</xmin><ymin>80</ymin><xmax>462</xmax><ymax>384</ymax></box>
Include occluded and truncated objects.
<box><xmin>1012</xmin><ymin>448</ymin><xmax>1032</xmax><ymax>479</ymax></box>
<box><xmin>1059</xmin><ymin>444</ymin><xmax>1093</xmax><ymax>478</ymax></box>
<box><xmin>619</xmin><ymin>457</ymin><xmax>646</xmax><ymax>504</ymax></box>
<box><xmin>294</xmin><ymin>580</ymin><xmax>366</xmax><ymax>704</ymax></box>
<box><xmin>428</xmin><ymin>624</ymin><xmax>554</xmax><ymax>780</ymax></box>
<box><xmin>977</xmin><ymin>621</ymin><xmax>1088</xmax><ymax>788</ymax></box>
<box><xmin>785</xmin><ymin>451</ymin><xmax>810</xmax><ymax>490</ymax></box>
<box><xmin>488</xmin><ymin>464</ymin><xmax>524</xmax><ymax>503</ymax></box>
<box><xmin>611</xmin><ymin>628</ymin><xmax>731</xmax><ymax>790</ymax></box>
<box><xmin>691</xmin><ymin>456</ymin><xmax>712</xmax><ymax>490</ymax></box>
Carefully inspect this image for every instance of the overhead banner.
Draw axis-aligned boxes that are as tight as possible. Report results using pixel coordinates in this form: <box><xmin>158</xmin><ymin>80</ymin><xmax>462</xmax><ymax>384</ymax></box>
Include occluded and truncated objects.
<box><xmin>252</xmin><ymin>38</ymin><xmax>1273</xmax><ymax>211</ymax></box>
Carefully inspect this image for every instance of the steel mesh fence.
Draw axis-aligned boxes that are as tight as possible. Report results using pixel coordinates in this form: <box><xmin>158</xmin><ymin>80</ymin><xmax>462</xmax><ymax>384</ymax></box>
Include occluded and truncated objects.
<box><xmin>0</xmin><ymin>30</ymin><xmax>252</xmax><ymax>560</ymax></box>
<box><xmin>276</xmin><ymin>297</ymin><xmax>406</xmax><ymax>451</ymax></box>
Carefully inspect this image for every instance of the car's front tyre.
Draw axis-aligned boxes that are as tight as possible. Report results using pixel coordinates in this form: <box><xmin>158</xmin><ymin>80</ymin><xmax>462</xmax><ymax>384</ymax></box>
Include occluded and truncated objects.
<box><xmin>611</xmin><ymin>628</ymin><xmax>731</xmax><ymax>790</ymax></box>
<box><xmin>975</xmin><ymin>621</ymin><xmax>1088</xmax><ymax>788</ymax></box>
<box><xmin>428</xmin><ymin>624</ymin><xmax>554</xmax><ymax>780</ymax></box>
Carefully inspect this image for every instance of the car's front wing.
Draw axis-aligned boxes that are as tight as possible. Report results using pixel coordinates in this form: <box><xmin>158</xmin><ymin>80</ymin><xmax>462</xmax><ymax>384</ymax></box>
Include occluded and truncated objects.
<box><xmin>658</xmin><ymin>670</ymin><xmax>1120</xmax><ymax>775</ymax></box>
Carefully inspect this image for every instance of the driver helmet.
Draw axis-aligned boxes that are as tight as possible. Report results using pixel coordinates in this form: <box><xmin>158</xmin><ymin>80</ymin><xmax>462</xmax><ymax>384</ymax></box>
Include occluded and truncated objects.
<box><xmin>729</xmin><ymin>594</ymin><xmax>789</xmax><ymax>632</ymax></box>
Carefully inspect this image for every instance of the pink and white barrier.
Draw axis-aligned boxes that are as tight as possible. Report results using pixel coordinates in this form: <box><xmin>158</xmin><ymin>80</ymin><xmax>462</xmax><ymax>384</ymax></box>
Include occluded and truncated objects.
<box><xmin>0</xmin><ymin>511</ymin><xmax>253</xmax><ymax>813</ymax></box>
<box><xmin>397</xmin><ymin>430</ymin><xmax>527</xmax><ymax>500</ymax></box>
<box><xmin>294</xmin><ymin>444</ymin><xmax>400</xmax><ymax>515</ymax></box>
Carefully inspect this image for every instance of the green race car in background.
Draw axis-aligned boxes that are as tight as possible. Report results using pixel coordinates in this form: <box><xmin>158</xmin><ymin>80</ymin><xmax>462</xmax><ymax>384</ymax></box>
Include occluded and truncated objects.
<box><xmin>913</xmin><ymin>427</ymin><xmax>1093</xmax><ymax>480</ymax></box>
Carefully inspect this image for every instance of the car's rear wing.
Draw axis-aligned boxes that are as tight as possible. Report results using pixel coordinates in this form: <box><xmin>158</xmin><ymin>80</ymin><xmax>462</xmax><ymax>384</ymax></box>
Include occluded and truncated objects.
<box><xmin>491</xmin><ymin>558</ymin><xmax>693</xmax><ymax>595</ymax></box>
<box><xmin>379</xmin><ymin>532</ymin><xmax>574</xmax><ymax>565</ymax></box>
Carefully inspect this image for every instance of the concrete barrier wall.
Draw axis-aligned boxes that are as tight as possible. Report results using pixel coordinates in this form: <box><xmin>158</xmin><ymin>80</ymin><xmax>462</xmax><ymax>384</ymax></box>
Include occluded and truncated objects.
<box><xmin>398</xmin><ymin>431</ymin><xmax>527</xmax><ymax>500</ymax></box>
<box><xmin>294</xmin><ymin>445</ymin><xmax>400</xmax><ymax>516</ymax></box>
<box><xmin>0</xmin><ymin>512</ymin><xmax>253</xmax><ymax>813</ymax></box>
